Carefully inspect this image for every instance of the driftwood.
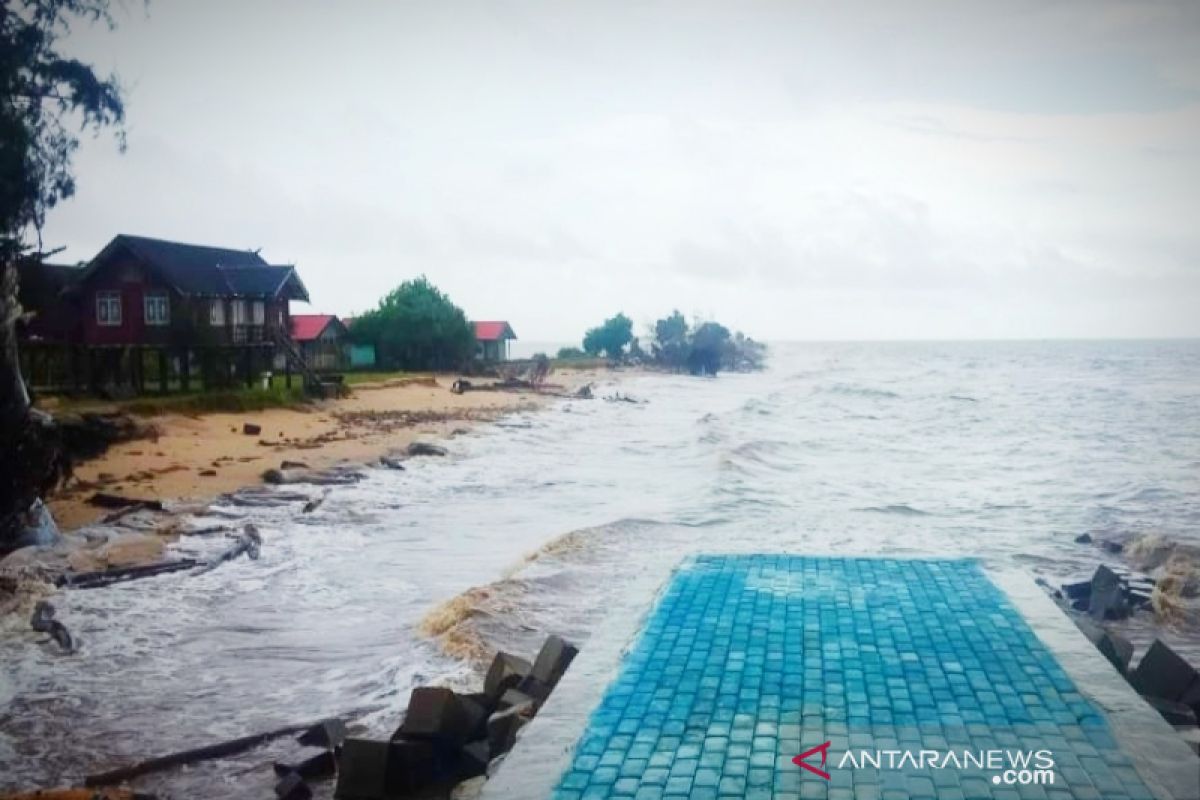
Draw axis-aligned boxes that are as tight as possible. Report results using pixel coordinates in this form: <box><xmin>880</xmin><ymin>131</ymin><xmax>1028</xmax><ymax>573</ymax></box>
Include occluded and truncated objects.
<box><xmin>87</xmin><ymin>493</ymin><xmax>164</xmax><ymax>512</ymax></box>
<box><xmin>57</xmin><ymin>559</ymin><xmax>201</xmax><ymax>590</ymax></box>
<box><xmin>302</xmin><ymin>491</ymin><xmax>329</xmax><ymax>514</ymax></box>
<box><xmin>99</xmin><ymin>503</ymin><xmax>159</xmax><ymax>525</ymax></box>
<box><xmin>30</xmin><ymin>601</ymin><xmax>73</xmax><ymax>652</ymax></box>
<box><xmin>192</xmin><ymin>525</ymin><xmax>261</xmax><ymax>575</ymax></box>
<box><xmin>84</xmin><ymin>721</ymin><xmax>318</xmax><ymax>787</ymax></box>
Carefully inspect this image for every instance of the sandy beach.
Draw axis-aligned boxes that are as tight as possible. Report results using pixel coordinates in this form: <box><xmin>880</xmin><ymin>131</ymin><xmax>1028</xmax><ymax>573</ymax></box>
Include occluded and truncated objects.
<box><xmin>44</xmin><ymin>371</ymin><xmax>600</xmax><ymax>533</ymax></box>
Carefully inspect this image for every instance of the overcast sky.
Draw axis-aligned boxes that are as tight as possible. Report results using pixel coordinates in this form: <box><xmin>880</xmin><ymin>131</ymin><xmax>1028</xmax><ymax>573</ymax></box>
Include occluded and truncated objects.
<box><xmin>44</xmin><ymin>0</ymin><xmax>1200</xmax><ymax>341</ymax></box>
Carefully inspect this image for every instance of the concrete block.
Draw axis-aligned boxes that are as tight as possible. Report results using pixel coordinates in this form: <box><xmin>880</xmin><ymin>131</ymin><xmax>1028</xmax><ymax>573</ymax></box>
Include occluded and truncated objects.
<box><xmin>458</xmin><ymin>740</ymin><xmax>490</xmax><ymax>779</ymax></box>
<box><xmin>275</xmin><ymin>771</ymin><xmax>313</xmax><ymax>800</ymax></box>
<box><xmin>297</xmin><ymin>718</ymin><xmax>347</xmax><ymax>750</ymax></box>
<box><xmin>487</xmin><ymin>704</ymin><xmax>531</xmax><ymax>756</ymax></box>
<box><xmin>399</xmin><ymin>688</ymin><xmax>487</xmax><ymax>747</ymax></box>
<box><xmin>1088</xmin><ymin>565</ymin><xmax>1126</xmax><ymax>620</ymax></box>
<box><xmin>530</xmin><ymin>634</ymin><xmax>579</xmax><ymax>687</ymax></box>
<box><xmin>334</xmin><ymin>738</ymin><xmax>390</xmax><ymax>799</ymax></box>
<box><xmin>274</xmin><ymin>748</ymin><xmax>337</xmax><ymax>781</ymax></box>
<box><xmin>1062</xmin><ymin>579</ymin><xmax>1091</xmax><ymax>600</ymax></box>
<box><xmin>1131</xmin><ymin>640</ymin><xmax>1200</xmax><ymax>702</ymax></box>
<box><xmin>497</xmin><ymin>688</ymin><xmax>537</xmax><ymax>712</ymax></box>
<box><xmin>484</xmin><ymin>652</ymin><xmax>531</xmax><ymax>700</ymax></box>
<box><xmin>1143</xmin><ymin>696</ymin><xmax>1198</xmax><ymax>726</ymax></box>
<box><xmin>387</xmin><ymin>737</ymin><xmax>455</xmax><ymax>795</ymax></box>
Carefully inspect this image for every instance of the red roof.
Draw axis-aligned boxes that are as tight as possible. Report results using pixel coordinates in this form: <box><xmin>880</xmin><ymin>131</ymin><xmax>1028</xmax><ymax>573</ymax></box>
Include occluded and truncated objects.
<box><xmin>473</xmin><ymin>320</ymin><xmax>517</xmax><ymax>341</ymax></box>
<box><xmin>290</xmin><ymin>314</ymin><xmax>343</xmax><ymax>342</ymax></box>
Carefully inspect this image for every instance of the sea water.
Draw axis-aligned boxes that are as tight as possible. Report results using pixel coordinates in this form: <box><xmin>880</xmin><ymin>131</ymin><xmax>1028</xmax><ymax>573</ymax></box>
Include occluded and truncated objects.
<box><xmin>1</xmin><ymin>340</ymin><xmax>1197</xmax><ymax>795</ymax></box>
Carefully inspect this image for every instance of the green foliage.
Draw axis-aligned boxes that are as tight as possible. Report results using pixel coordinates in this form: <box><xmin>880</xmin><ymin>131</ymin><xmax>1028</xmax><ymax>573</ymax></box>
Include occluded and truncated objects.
<box><xmin>556</xmin><ymin>346</ymin><xmax>587</xmax><ymax>359</ymax></box>
<box><xmin>649</xmin><ymin>311</ymin><xmax>766</xmax><ymax>375</ymax></box>
<box><xmin>582</xmin><ymin>312</ymin><xmax>633</xmax><ymax>359</ymax></box>
<box><xmin>2</xmin><ymin>0</ymin><xmax>127</xmax><ymax>255</ymax></box>
<box><xmin>349</xmin><ymin>276</ymin><xmax>475</xmax><ymax>370</ymax></box>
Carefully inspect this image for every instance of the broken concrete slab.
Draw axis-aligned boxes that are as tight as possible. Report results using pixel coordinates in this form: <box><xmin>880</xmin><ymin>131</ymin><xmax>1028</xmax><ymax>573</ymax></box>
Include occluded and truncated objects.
<box><xmin>296</xmin><ymin>718</ymin><xmax>347</xmax><ymax>750</ymax></box>
<box><xmin>484</xmin><ymin>652</ymin><xmax>531</xmax><ymax>701</ymax></box>
<box><xmin>530</xmin><ymin>634</ymin><xmax>578</xmax><ymax>687</ymax></box>
<box><xmin>1130</xmin><ymin>640</ymin><xmax>1200</xmax><ymax>703</ymax></box>
<box><xmin>275</xmin><ymin>771</ymin><xmax>313</xmax><ymax>800</ymax></box>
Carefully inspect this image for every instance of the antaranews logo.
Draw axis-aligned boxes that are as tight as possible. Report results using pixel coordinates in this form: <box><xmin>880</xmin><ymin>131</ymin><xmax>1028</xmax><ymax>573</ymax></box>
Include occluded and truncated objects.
<box><xmin>794</xmin><ymin>742</ymin><xmax>1057</xmax><ymax>786</ymax></box>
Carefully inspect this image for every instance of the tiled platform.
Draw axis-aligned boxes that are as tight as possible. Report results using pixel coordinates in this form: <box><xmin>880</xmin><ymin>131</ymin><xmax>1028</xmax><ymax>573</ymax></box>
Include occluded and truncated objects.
<box><xmin>490</xmin><ymin>557</ymin><xmax>1199</xmax><ymax>800</ymax></box>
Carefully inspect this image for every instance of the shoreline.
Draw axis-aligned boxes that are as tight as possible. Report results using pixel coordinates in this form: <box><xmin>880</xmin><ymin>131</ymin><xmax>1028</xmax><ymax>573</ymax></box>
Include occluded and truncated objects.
<box><xmin>44</xmin><ymin>370</ymin><xmax>603</xmax><ymax>533</ymax></box>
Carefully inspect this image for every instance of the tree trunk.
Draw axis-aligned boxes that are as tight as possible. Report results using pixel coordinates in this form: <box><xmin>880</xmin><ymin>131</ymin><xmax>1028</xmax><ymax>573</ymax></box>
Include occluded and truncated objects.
<box><xmin>0</xmin><ymin>260</ymin><xmax>65</xmax><ymax>552</ymax></box>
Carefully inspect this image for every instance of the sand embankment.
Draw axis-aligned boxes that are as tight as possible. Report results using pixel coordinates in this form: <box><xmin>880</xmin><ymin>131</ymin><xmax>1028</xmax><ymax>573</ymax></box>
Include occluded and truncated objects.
<box><xmin>44</xmin><ymin>372</ymin><xmax>599</xmax><ymax>532</ymax></box>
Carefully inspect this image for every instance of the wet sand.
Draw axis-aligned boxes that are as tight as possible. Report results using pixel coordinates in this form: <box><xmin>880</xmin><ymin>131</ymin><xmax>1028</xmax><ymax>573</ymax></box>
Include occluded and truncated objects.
<box><xmin>45</xmin><ymin>371</ymin><xmax>602</xmax><ymax>532</ymax></box>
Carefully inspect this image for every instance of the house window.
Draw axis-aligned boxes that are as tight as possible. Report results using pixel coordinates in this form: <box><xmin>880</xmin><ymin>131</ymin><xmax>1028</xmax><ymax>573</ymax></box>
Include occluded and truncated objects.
<box><xmin>251</xmin><ymin>300</ymin><xmax>265</xmax><ymax>325</ymax></box>
<box><xmin>209</xmin><ymin>299</ymin><xmax>225</xmax><ymax>326</ymax></box>
<box><xmin>231</xmin><ymin>299</ymin><xmax>248</xmax><ymax>325</ymax></box>
<box><xmin>144</xmin><ymin>292</ymin><xmax>170</xmax><ymax>326</ymax></box>
<box><xmin>96</xmin><ymin>291</ymin><xmax>122</xmax><ymax>326</ymax></box>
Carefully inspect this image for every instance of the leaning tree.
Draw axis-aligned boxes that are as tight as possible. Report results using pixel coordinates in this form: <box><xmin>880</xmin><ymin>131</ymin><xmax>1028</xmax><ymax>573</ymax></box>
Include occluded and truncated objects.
<box><xmin>1</xmin><ymin>0</ymin><xmax>127</xmax><ymax>549</ymax></box>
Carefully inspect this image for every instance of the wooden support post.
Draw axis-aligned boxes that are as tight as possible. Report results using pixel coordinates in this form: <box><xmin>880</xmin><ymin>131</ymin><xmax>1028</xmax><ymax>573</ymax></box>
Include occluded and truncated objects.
<box><xmin>243</xmin><ymin>348</ymin><xmax>253</xmax><ymax>389</ymax></box>
<box><xmin>158</xmin><ymin>349</ymin><xmax>168</xmax><ymax>394</ymax></box>
<box><xmin>180</xmin><ymin>348</ymin><xmax>190</xmax><ymax>393</ymax></box>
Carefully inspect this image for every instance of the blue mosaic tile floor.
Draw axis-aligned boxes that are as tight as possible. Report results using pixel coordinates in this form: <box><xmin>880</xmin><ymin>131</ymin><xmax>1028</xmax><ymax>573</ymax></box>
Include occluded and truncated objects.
<box><xmin>551</xmin><ymin>556</ymin><xmax>1156</xmax><ymax>800</ymax></box>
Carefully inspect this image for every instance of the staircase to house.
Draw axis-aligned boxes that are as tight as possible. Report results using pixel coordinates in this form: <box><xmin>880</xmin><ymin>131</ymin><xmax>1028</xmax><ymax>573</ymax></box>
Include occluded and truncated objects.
<box><xmin>270</xmin><ymin>328</ymin><xmax>334</xmax><ymax>396</ymax></box>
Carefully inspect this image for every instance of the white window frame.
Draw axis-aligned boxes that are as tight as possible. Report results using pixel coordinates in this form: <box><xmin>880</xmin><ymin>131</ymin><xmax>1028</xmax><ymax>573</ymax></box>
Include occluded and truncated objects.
<box><xmin>209</xmin><ymin>298</ymin><xmax>225</xmax><ymax>326</ymax></box>
<box><xmin>96</xmin><ymin>291</ymin><xmax>122</xmax><ymax>326</ymax></box>
<box><xmin>251</xmin><ymin>300</ymin><xmax>265</xmax><ymax>325</ymax></box>
<box><xmin>144</xmin><ymin>292</ymin><xmax>170</xmax><ymax>326</ymax></box>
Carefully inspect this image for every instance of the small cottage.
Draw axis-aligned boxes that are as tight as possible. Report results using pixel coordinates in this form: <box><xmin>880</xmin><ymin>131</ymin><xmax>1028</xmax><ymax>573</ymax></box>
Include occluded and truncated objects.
<box><xmin>289</xmin><ymin>314</ymin><xmax>349</xmax><ymax>371</ymax></box>
<box><xmin>472</xmin><ymin>320</ymin><xmax>517</xmax><ymax>362</ymax></box>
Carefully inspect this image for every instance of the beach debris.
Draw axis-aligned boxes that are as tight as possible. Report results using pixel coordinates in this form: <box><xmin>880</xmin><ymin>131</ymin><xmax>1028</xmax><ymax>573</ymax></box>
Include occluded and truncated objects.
<box><xmin>86</xmin><ymin>492</ymin><xmax>164</xmax><ymax>512</ymax></box>
<box><xmin>450</xmin><ymin>379</ymin><xmax>472</xmax><ymax>394</ymax></box>
<box><xmin>379</xmin><ymin>456</ymin><xmax>406</xmax><ymax>470</ymax></box>
<box><xmin>192</xmin><ymin>525</ymin><xmax>261</xmax><ymax>575</ymax></box>
<box><xmin>573</xmin><ymin>383</ymin><xmax>593</xmax><ymax>399</ymax></box>
<box><xmin>302</xmin><ymin>491</ymin><xmax>330</xmax><ymax>514</ymax></box>
<box><xmin>407</xmin><ymin>442</ymin><xmax>447</xmax><ymax>457</ymax></box>
<box><xmin>198</xmin><ymin>469</ymin><xmax>217</xmax><ymax>477</ymax></box>
<box><xmin>274</xmin><ymin>772</ymin><xmax>313</xmax><ymax>800</ymax></box>
<box><xmin>225</xmin><ymin>488</ymin><xmax>312</xmax><ymax>508</ymax></box>
<box><xmin>280</xmin><ymin>460</ymin><xmax>310</xmax><ymax>470</ymax></box>
<box><xmin>85</xmin><ymin>719</ymin><xmax>321</xmax><ymax>786</ymax></box>
<box><xmin>604</xmin><ymin>392</ymin><xmax>643</xmax><ymax>404</ymax></box>
<box><xmin>1074</xmin><ymin>533</ymin><xmax>1093</xmax><ymax>544</ymax></box>
<box><xmin>57</xmin><ymin>559</ymin><xmax>200</xmax><ymax>590</ymax></box>
<box><xmin>29</xmin><ymin>600</ymin><xmax>74</xmax><ymax>653</ymax></box>
<box><xmin>242</xmin><ymin>423</ymin><xmax>262</xmax><ymax>436</ymax></box>
<box><xmin>262</xmin><ymin>467</ymin><xmax>362</xmax><ymax>486</ymax></box>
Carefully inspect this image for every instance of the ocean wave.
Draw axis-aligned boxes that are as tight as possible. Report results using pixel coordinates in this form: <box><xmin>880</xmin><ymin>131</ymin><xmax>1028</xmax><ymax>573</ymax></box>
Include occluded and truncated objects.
<box><xmin>819</xmin><ymin>383</ymin><xmax>901</xmax><ymax>400</ymax></box>
<box><xmin>856</xmin><ymin>504</ymin><xmax>933</xmax><ymax>516</ymax></box>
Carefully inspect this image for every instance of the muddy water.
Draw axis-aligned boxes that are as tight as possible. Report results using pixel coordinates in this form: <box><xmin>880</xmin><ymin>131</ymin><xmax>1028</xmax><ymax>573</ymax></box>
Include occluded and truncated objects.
<box><xmin>1</xmin><ymin>340</ymin><xmax>1198</xmax><ymax>797</ymax></box>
